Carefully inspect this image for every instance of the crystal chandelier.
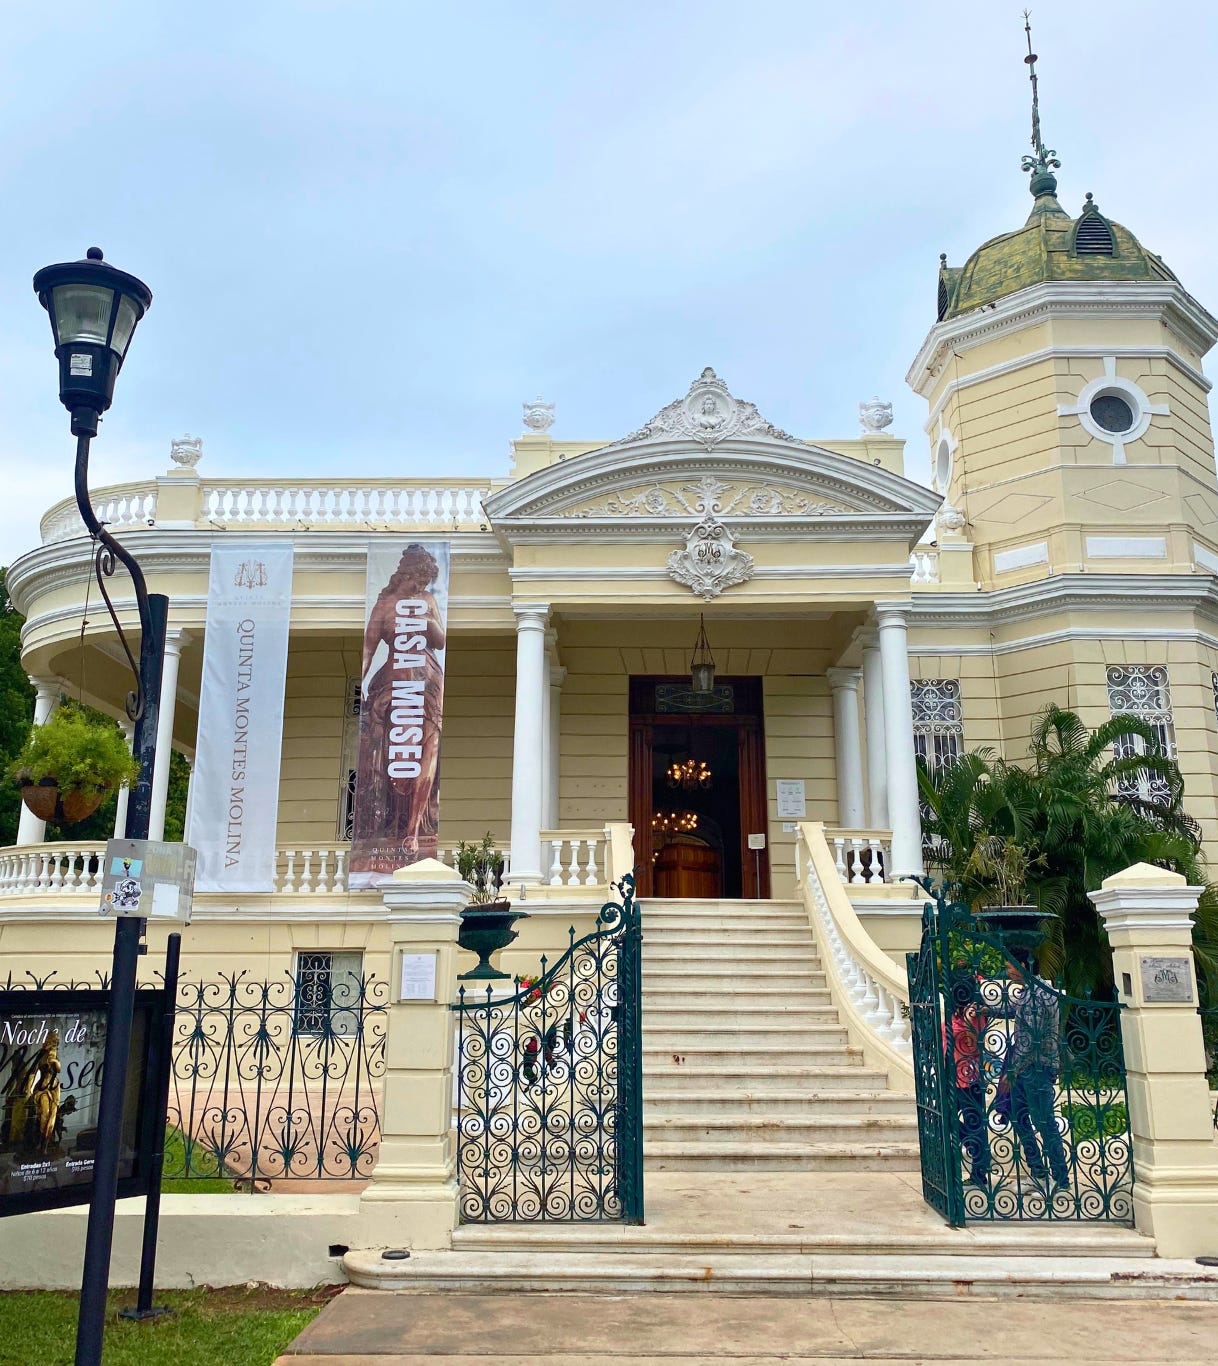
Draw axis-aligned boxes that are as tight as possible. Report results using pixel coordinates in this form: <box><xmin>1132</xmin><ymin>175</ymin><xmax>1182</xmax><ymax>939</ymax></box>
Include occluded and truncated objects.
<box><xmin>652</xmin><ymin>809</ymin><xmax>700</xmax><ymax>835</ymax></box>
<box><xmin>666</xmin><ymin>758</ymin><xmax>712</xmax><ymax>792</ymax></box>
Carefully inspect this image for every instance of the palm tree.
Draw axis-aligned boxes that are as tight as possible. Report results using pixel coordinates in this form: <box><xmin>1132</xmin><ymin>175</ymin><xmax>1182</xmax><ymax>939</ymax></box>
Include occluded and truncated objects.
<box><xmin>919</xmin><ymin>704</ymin><xmax>1218</xmax><ymax>999</ymax></box>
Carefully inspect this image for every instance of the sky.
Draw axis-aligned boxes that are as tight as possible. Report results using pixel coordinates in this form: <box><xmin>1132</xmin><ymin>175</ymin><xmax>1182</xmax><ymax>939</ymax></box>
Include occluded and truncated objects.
<box><xmin>3</xmin><ymin>1</ymin><xmax>1218</xmax><ymax>560</ymax></box>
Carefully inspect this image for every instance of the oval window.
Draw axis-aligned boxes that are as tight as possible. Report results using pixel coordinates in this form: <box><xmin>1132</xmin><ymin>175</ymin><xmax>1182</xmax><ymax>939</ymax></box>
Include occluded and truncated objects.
<box><xmin>1089</xmin><ymin>393</ymin><xmax>1135</xmax><ymax>434</ymax></box>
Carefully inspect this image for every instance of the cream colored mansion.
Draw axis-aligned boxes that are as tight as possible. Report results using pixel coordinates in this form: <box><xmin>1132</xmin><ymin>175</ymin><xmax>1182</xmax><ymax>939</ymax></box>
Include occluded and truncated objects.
<box><xmin>4</xmin><ymin>163</ymin><xmax>1218</xmax><ymax>991</ymax></box>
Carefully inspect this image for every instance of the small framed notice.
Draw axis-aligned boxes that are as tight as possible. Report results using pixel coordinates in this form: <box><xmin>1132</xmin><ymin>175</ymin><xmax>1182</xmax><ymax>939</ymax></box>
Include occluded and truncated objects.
<box><xmin>1139</xmin><ymin>955</ymin><xmax>1194</xmax><ymax>1004</ymax></box>
<box><xmin>747</xmin><ymin>833</ymin><xmax>767</xmax><ymax>851</ymax></box>
<box><xmin>400</xmin><ymin>952</ymin><xmax>438</xmax><ymax>1002</ymax></box>
<box><xmin>775</xmin><ymin>780</ymin><xmax>807</xmax><ymax>820</ymax></box>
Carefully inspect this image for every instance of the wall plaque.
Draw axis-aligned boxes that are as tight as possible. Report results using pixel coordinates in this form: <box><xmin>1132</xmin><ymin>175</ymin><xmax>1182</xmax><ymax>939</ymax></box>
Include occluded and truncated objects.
<box><xmin>1139</xmin><ymin>956</ymin><xmax>1194</xmax><ymax>1004</ymax></box>
<box><xmin>775</xmin><ymin>780</ymin><xmax>807</xmax><ymax>819</ymax></box>
<box><xmin>400</xmin><ymin>952</ymin><xmax>438</xmax><ymax>1002</ymax></box>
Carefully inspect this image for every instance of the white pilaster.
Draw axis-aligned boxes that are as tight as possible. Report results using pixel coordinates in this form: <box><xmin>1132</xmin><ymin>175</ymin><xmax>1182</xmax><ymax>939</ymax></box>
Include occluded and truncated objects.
<box><xmin>149</xmin><ymin>630</ymin><xmax>189</xmax><ymax>842</ymax></box>
<box><xmin>112</xmin><ymin>720</ymin><xmax>135</xmax><ymax>838</ymax></box>
<box><xmin>859</xmin><ymin>632</ymin><xmax>889</xmax><ymax>829</ymax></box>
<box><xmin>508</xmin><ymin>604</ymin><xmax>550</xmax><ymax>884</ymax></box>
<box><xmin>876</xmin><ymin>604</ymin><xmax>923</xmax><ymax>877</ymax></box>
<box><xmin>15</xmin><ymin>677</ymin><xmax>63</xmax><ymax>847</ymax></box>
<box><xmin>826</xmin><ymin>667</ymin><xmax>865</xmax><ymax>829</ymax></box>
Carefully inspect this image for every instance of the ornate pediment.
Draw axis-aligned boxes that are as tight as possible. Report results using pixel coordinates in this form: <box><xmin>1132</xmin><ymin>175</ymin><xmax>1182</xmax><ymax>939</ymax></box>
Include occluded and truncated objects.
<box><xmin>607</xmin><ymin>367</ymin><xmax>796</xmax><ymax>450</ymax></box>
<box><xmin>565</xmin><ymin>475</ymin><xmax>855</xmax><ymax>520</ymax></box>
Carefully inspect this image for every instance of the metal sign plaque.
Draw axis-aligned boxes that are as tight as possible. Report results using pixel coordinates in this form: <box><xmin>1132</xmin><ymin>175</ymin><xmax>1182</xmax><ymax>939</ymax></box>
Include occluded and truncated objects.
<box><xmin>100</xmin><ymin>839</ymin><xmax>197</xmax><ymax>922</ymax></box>
<box><xmin>1139</xmin><ymin>955</ymin><xmax>1194</xmax><ymax>1004</ymax></box>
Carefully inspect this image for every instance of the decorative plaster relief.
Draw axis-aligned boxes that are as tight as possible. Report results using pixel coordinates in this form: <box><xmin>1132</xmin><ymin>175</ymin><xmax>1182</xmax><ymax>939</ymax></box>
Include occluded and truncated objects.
<box><xmin>1077</xmin><ymin>479</ymin><xmax>1168</xmax><ymax>513</ymax></box>
<box><xmin>1185</xmin><ymin>493</ymin><xmax>1218</xmax><ymax>527</ymax></box>
<box><xmin>666</xmin><ymin>517</ymin><xmax>755</xmax><ymax>600</ymax></box>
<box><xmin>568</xmin><ymin>475</ymin><xmax>850</xmax><ymax>520</ymax></box>
<box><xmin>1085</xmin><ymin>535</ymin><xmax>1168</xmax><ymax>559</ymax></box>
<box><xmin>615</xmin><ymin>367</ymin><xmax>796</xmax><ymax>449</ymax></box>
<box><xmin>968</xmin><ymin>491</ymin><xmax>1053</xmax><ymax>525</ymax></box>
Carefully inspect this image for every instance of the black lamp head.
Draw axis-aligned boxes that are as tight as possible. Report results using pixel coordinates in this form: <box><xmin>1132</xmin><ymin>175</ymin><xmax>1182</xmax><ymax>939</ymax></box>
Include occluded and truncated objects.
<box><xmin>33</xmin><ymin>247</ymin><xmax>152</xmax><ymax>436</ymax></box>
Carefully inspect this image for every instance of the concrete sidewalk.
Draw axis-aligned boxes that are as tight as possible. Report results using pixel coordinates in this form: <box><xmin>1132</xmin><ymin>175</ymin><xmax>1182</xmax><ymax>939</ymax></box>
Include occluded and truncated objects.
<box><xmin>277</xmin><ymin>1290</ymin><xmax>1218</xmax><ymax>1363</ymax></box>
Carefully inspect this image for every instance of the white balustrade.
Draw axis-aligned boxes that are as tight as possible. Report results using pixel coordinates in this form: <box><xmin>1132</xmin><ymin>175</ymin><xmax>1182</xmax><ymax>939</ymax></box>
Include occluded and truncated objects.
<box><xmin>0</xmin><ymin>844</ymin><xmax>106</xmax><ymax>897</ymax></box>
<box><xmin>910</xmin><ymin>548</ymin><xmax>940</xmax><ymax>584</ymax></box>
<box><xmin>201</xmin><ymin>482</ymin><xmax>492</xmax><ymax>529</ymax></box>
<box><xmin>275</xmin><ymin>846</ymin><xmax>350</xmax><ymax>894</ymax></box>
<box><xmin>829</xmin><ymin>830</ymin><xmax>893</xmax><ymax>887</ymax></box>
<box><xmin>541</xmin><ymin>830</ymin><xmax>607</xmax><ymax>888</ymax></box>
<box><xmin>41</xmin><ymin>487</ymin><xmax>158</xmax><ymax>543</ymax></box>
<box><xmin>798</xmin><ymin>823</ymin><xmax>912</xmax><ymax>1065</ymax></box>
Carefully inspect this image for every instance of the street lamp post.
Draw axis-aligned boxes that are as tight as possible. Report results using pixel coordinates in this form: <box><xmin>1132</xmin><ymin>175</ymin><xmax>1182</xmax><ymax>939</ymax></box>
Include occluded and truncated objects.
<box><xmin>32</xmin><ymin>248</ymin><xmax>159</xmax><ymax>1366</ymax></box>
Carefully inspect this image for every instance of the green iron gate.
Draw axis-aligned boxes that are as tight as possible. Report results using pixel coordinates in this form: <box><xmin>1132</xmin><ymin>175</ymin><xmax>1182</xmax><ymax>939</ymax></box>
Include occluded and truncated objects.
<box><xmin>906</xmin><ymin>878</ymin><xmax>1133</xmax><ymax>1225</ymax></box>
<box><xmin>453</xmin><ymin>874</ymin><xmax>643</xmax><ymax>1222</ymax></box>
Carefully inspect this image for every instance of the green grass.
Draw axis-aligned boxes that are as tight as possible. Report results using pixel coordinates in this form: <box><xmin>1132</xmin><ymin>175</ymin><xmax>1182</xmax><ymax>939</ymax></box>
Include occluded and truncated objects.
<box><xmin>0</xmin><ymin>1285</ymin><xmax>338</xmax><ymax>1366</ymax></box>
<box><xmin>160</xmin><ymin>1125</ymin><xmax>242</xmax><ymax>1194</ymax></box>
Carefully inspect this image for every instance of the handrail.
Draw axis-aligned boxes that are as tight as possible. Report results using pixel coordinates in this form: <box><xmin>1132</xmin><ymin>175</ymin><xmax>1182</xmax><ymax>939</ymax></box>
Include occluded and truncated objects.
<box><xmin>797</xmin><ymin>821</ymin><xmax>914</xmax><ymax>1086</ymax></box>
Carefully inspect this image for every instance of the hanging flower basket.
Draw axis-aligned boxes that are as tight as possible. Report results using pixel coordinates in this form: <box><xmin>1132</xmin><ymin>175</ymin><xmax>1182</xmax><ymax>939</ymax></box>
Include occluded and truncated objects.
<box><xmin>10</xmin><ymin>706</ymin><xmax>139</xmax><ymax>827</ymax></box>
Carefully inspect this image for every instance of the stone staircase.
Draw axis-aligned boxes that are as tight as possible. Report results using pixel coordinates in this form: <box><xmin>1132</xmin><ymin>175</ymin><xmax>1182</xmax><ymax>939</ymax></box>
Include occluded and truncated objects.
<box><xmin>640</xmin><ymin>898</ymin><xmax>920</xmax><ymax>1172</ymax></box>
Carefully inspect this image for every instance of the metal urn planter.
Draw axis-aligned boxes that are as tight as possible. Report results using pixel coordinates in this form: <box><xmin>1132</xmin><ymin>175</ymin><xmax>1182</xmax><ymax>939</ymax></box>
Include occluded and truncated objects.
<box><xmin>458</xmin><ymin>901</ymin><xmax>529</xmax><ymax>981</ymax></box>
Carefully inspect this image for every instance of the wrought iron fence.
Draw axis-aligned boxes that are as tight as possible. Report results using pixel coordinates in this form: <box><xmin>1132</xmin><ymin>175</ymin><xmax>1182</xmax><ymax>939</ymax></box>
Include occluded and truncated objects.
<box><xmin>906</xmin><ymin>881</ymin><xmax>1133</xmax><ymax>1225</ymax></box>
<box><xmin>453</xmin><ymin>874</ymin><xmax>643</xmax><ymax>1223</ymax></box>
<box><xmin>2</xmin><ymin>969</ymin><xmax>388</xmax><ymax>1188</ymax></box>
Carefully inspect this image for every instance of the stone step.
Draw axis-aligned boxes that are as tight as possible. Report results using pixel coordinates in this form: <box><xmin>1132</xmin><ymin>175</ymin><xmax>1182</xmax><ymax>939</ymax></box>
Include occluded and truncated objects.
<box><xmin>349</xmin><ymin>1251</ymin><xmax>1218</xmax><ymax>1300</ymax></box>
<box><xmin>643</xmin><ymin>967</ymin><xmax>827</xmax><ymax>986</ymax></box>
<box><xmin>643</xmin><ymin>1140</ymin><xmax>922</xmax><ymax>1171</ymax></box>
<box><xmin>644</xmin><ymin>1044</ymin><xmax>862</xmax><ymax>1068</ymax></box>
<box><xmin>346</xmin><ymin>1249</ymin><xmax>1218</xmax><ymax>1299</ymax></box>
<box><xmin>643</xmin><ymin>1114</ymin><xmax>919</xmax><ymax>1145</ymax></box>
<box><xmin>643</xmin><ymin>1065</ymin><xmax>890</xmax><ymax>1094</ymax></box>
<box><xmin>643</xmin><ymin>1089</ymin><xmax>913</xmax><ymax>1116</ymax></box>
<box><xmin>644</xmin><ymin>913</ymin><xmax>810</xmax><ymax>930</ymax></box>
<box><xmin>449</xmin><ymin>1218</ymin><xmax>1155</xmax><ymax>1260</ymax></box>
<box><xmin>642</xmin><ymin>987</ymin><xmax>833</xmax><ymax>1007</ymax></box>
<box><xmin>644</xmin><ymin>944</ymin><xmax>820</xmax><ymax>963</ymax></box>
<box><xmin>643</xmin><ymin>1002</ymin><xmax>840</xmax><ymax>1020</ymax></box>
<box><xmin>645</xmin><ymin>933</ymin><xmax>815</xmax><ymax>950</ymax></box>
<box><xmin>644</xmin><ymin>923</ymin><xmax>812</xmax><ymax>941</ymax></box>
<box><xmin>641</xmin><ymin>900</ymin><xmax>805</xmax><ymax>912</ymax></box>
<box><xmin>643</xmin><ymin>1026</ymin><xmax>849</xmax><ymax>1049</ymax></box>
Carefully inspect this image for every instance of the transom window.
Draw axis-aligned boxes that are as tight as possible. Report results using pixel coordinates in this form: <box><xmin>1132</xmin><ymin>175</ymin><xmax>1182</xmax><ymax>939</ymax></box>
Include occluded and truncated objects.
<box><xmin>1105</xmin><ymin>665</ymin><xmax>1176</xmax><ymax>807</ymax></box>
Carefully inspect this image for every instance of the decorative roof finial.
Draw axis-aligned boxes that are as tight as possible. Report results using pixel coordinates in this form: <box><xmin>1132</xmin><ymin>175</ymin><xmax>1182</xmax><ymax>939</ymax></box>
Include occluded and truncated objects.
<box><xmin>1019</xmin><ymin>11</ymin><xmax>1061</xmax><ymax>197</ymax></box>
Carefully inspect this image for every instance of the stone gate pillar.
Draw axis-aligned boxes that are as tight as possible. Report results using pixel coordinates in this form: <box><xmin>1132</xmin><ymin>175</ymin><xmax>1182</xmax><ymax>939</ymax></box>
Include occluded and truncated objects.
<box><xmin>358</xmin><ymin>858</ymin><xmax>472</xmax><ymax>1250</ymax></box>
<box><xmin>1089</xmin><ymin>862</ymin><xmax>1218</xmax><ymax>1256</ymax></box>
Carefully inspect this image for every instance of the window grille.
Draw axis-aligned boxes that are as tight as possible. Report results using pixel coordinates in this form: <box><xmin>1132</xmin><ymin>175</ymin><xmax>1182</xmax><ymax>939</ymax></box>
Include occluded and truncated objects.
<box><xmin>295</xmin><ymin>950</ymin><xmax>364</xmax><ymax>1036</ymax></box>
<box><xmin>337</xmin><ymin>677</ymin><xmax>361</xmax><ymax>841</ymax></box>
<box><xmin>1212</xmin><ymin>671</ymin><xmax>1218</xmax><ymax>729</ymax></box>
<box><xmin>1106</xmin><ymin>665</ymin><xmax>1176</xmax><ymax>807</ymax></box>
<box><xmin>911</xmin><ymin>679</ymin><xmax>964</xmax><ymax>777</ymax></box>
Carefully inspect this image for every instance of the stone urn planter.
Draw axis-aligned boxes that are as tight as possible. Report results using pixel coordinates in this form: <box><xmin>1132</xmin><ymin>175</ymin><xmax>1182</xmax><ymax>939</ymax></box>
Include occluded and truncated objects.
<box><xmin>458</xmin><ymin>901</ymin><xmax>529</xmax><ymax>981</ymax></box>
<box><xmin>975</xmin><ymin>904</ymin><xmax>1053</xmax><ymax>957</ymax></box>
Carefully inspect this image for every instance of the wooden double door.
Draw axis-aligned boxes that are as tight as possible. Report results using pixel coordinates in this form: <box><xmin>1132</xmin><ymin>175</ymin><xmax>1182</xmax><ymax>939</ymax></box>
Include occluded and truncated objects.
<box><xmin>628</xmin><ymin>676</ymin><xmax>770</xmax><ymax>900</ymax></box>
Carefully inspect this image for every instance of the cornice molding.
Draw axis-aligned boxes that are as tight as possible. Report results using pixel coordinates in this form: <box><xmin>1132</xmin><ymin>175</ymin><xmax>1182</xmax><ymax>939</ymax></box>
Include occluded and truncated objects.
<box><xmin>907</xmin><ymin>282</ymin><xmax>1218</xmax><ymax>398</ymax></box>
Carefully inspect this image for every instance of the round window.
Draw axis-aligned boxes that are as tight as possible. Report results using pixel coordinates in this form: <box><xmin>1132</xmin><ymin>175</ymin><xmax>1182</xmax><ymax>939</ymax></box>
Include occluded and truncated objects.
<box><xmin>1089</xmin><ymin>393</ymin><xmax>1135</xmax><ymax>435</ymax></box>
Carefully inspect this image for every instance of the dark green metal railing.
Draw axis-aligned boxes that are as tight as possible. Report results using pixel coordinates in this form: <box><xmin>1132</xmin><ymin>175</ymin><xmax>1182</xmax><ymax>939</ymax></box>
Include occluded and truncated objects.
<box><xmin>453</xmin><ymin>874</ymin><xmax>643</xmax><ymax>1223</ymax></box>
<box><xmin>906</xmin><ymin>881</ymin><xmax>1133</xmax><ymax>1225</ymax></box>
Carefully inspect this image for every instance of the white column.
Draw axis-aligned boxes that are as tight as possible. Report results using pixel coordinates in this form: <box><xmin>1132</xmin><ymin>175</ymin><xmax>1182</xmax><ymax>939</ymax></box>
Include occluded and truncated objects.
<box><xmin>859</xmin><ymin>632</ymin><xmax>888</xmax><ymax>829</ymax></box>
<box><xmin>149</xmin><ymin>629</ymin><xmax>189</xmax><ymax>842</ymax></box>
<box><xmin>543</xmin><ymin>658</ymin><xmax>565</xmax><ymax>831</ymax></box>
<box><xmin>508</xmin><ymin>604</ymin><xmax>550</xmax><ymax>884</ymax></box>
<box><xmin>826</xmin><ymin>667</ymin><xmax>865</xmax><ymax>828</ymax></box>
<box><xmin>15</xmin><ymin>677</ymin><xmax>63</xmax><ymax>846</ymax></box>
<box><xmin>876</xmin><ymin>605</ymin><xmax>923</xmax><ymax>877</ymax></box>
<box><xmin>112</xmin><ymin>720</ymin><xmax>135</xmax><ymax>838</ymax></box>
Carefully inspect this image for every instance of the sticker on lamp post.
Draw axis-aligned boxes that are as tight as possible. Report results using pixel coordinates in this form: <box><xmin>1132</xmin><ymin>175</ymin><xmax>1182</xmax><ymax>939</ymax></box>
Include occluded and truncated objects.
<box><xmin>100</xmin><ymin>839</ymin><xmax>197</xmax><ymax>922</ymax></box>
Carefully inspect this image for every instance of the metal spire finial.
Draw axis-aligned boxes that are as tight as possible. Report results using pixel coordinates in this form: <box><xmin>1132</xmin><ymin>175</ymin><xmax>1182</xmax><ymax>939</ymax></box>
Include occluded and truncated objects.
<box><xmin>1019</xmin><ymin>11</ymin><xmax>1061</xmax><ymax>196</ymax></box>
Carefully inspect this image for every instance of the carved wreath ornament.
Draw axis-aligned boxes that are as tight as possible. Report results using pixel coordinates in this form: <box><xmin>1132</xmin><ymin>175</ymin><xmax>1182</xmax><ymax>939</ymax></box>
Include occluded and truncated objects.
<box><xmin>667</xmin><ymin>518</ymin><xmax>754</xmax><ymax>600</ymax></box>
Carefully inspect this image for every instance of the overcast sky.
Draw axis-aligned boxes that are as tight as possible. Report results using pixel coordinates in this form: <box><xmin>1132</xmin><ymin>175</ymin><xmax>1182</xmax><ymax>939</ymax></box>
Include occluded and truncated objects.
<box><xmin>3</xmin><ymin>1</ymin><xmax>1217</xmax><ymax>560</ymax></box>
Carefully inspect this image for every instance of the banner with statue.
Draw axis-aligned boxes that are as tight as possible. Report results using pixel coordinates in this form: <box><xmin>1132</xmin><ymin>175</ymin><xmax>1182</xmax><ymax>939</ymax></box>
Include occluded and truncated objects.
<box><xmin>189</xmin><ymin>542</ymin><xmax>294</xmax><ymax>892</ymax></box>
<box><xmin>348</xmin><ymin>543</ymin><xmax>450</xmax><ymax>889</ymax></box>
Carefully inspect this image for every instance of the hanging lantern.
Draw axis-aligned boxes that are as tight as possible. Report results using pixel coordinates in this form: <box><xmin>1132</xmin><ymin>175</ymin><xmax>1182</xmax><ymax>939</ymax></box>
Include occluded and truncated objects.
<box><xmin>690</xmin><ymin>613</ymin><xmax>715</xmax><ymax>694</ymax></box>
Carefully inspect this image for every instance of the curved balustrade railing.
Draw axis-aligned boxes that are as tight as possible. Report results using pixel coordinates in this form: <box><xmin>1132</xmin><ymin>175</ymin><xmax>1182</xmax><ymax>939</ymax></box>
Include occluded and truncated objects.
<box><xmin>0</xmin><ymin>843</ymin><xmax>106</xmax><ymax>895</ymax></box>
<box><xmin>200</xmin><ymin>480</ymin><xmax>493</xmax><ymax>529</ymax></box>
<box><xmin>41</xmin><ymin>485</ymin><xmax>158</xmax><ymax>543</ymax></box>
<box><xmin>796</xmin><ymin>821</ymin><xmax>914</xmax><ymax>1084</ymax></box>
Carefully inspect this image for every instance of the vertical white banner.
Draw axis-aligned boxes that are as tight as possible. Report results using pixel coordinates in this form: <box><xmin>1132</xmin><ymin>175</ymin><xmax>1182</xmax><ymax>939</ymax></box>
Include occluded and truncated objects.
<box><xmin>349</xmin><ymin>543</ymin><xmax>450</xmax><ymax>888</ymax></box>
<box><xmin>189</xmin><ymin>542</ymin><xmax>293</xmax><ymax>892</ymax></box>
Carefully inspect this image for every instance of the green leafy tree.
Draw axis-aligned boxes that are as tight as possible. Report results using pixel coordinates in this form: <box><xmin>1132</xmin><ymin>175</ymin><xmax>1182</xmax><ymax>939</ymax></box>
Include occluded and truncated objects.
<box><xmin>919</xmin><ymin>704</ymin><xmax>1218</xmax><ymax>999</ymax></box>
<box><xmin>0</xmin><ymin>570</ymin><xmax>35</xmax><ymax>845</ymax></box>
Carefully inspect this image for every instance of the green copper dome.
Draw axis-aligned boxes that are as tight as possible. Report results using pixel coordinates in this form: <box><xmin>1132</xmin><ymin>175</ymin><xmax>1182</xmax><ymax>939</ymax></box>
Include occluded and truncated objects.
<box><xmin>938</xmin><ymin>189</ymin><xmax>1178</xmax><ymax>323</ymax></box>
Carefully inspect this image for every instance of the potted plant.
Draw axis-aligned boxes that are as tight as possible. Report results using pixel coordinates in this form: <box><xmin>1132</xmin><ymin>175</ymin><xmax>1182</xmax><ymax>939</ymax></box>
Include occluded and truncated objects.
<box><xmin>965</xmin><ymin>836</ymin><xmax>1052</xmax><ymax>951</ymax></box>
<box><xmin>9</xmin><ymin>705</ymin><xmax>140</xmax><ymax>825</ymax></box>
<box><xmin>456</xmin><ymin>833</ymin><xmax>527</xmax><ymax>981</ymax></box>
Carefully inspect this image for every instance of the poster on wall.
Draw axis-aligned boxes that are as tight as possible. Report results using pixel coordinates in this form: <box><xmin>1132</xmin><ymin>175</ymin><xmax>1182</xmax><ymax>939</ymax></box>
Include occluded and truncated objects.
<box><xmin>349</xmin><ymin>543</ymin><xmax>450</xmax><ymax>889</ymax></box>
<box><xmin>0</xmin><ymin>989</ymin><xmax>164</xmax><ymax>1217</ymax></box>
<box><xmin>189</xmin><ymin>542</ymin><xmax>294</xmax><ymax>892</ymax></box>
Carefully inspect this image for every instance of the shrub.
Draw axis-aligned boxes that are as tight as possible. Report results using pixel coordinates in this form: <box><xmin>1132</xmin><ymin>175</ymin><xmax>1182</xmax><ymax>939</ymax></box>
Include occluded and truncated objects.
<box><xmin>9</xmin><ymin>704</ymin><xmax>139</xmax><ymax>794</ymax></box>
